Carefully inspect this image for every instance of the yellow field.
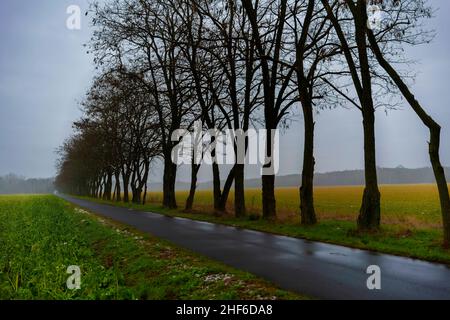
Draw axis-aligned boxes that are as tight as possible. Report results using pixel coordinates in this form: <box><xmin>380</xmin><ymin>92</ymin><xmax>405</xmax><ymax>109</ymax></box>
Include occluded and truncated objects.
<box><xmin>144</xmin><ymin>184</ymin><xmax>448</xmax><ymax>228</ymax></box>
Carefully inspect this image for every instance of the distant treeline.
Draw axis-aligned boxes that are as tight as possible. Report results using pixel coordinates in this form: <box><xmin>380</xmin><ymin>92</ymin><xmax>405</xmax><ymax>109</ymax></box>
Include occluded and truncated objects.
<box><xmin>313</xmin><ymin>167</ymin><xmax>450</xmax><ymax>187</ymax></box>
<box><xmin>149</xmin><ymin>167</ymin><xmax>450</xmax><ymax>191</ymax></box>
<box><xmin>0</xmin><ymin>174</ymin><xmax>54</xmax><ymax>194</ymax></box>
<box><xmin>273</xmin><ymin>167</ymin><xmax>450</xmax><ymax>188</ymax></box>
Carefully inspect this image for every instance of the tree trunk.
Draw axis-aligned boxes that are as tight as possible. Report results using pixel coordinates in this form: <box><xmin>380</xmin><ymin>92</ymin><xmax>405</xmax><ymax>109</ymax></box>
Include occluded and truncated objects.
<box><xmin>122</xmin><ymin>171</ymin><xmax>130</xmax><ymax>203</ymax></box>
<box><xmin>367</xmin><ymin>30</ymin><xmax>450</xmax><ymax>244</ymax></box>
<box><xmin>131</xmin><ymin>184</ymin><xmax>137</xmax><ymax>203</ymax></box>
<box><xmin>262</xmin><ymin>130</ymin><xmax>276</xmax><ymax>220</ymax></box>
<box><xmin>357</xmin><ymin>109</ymin><xmax>381</xmax><ymax>230</ymax></box>
<box><xmin>218</xmin><ymin>167</ymin><xmax>235</xmax><ymax>212</ymax></box>
<box><xmin>300</xmin><ymin>99</ymin><xmax>317</xmax><ymax>225</ymax></box>
<box><xmin>103</xmin><ymin>171</ymin><xmax>112</xmax><ymax>201</ymax></box>
<box><xmin>429</xmin><ymin>128</ymin><xmax>450</xmax><ymax>246</ymax></box>
<box><xmin>162</xmin><ymin>156</ymin><xmax>177</xmax><ymax>208</ymax></box>
<box><xmin>320</xmin><ymin>0</ymin><xmax>382</xmax><ymax>230</ymax></box>
<box><xmin>115</xmin><ymin>172</ymin><xmax>121</xmax><ymax>202</ymax></box>
<box><xmin>98</xmin><ymin>179</ymin><xmax>103</xmax><ymax>199</ymax></box>
<box><xmin>141</xmin><ymin>161</ymin><xmax>150</xmax><ymax>205</ymax></box>
<box><xmin>355</xmin><ymin>2</ymin><xmax>381</xmax><ymax>231</ymax></box>
<box><xmin>185</xmin><ymin>163</ymin><xmax>201</xmax><ymax>211</ymax></box>
<box><xmin>132</xmin><ymin>187</ymin><xmax>141</xmax><ymax>204</ymax></box>
<box><xmin>131</xmin><ymin>167</ymin><xmax>143</xmax><ymax>204</ymax></box>
<box><xmin>142</xmin><ymin>182</ymin><xmax>148</xmax><ymax>205</ymax></box>
<box><xmin>262</xmin><ymin>174</ymin><xmax>276</xmax><ymax>220</ymax></box>
<box><xmin>295</xmin><ymin>0</ymin><xmax>317</xmax><ymax>226</ymax></box>
<box><xmin>94</xmin><ymin>181</ymin><xmax>97</xmax><ymax>197</ymax></box>
<box><xmin>234</xmin><ymin>163</ymin><xmax>246</xmax><ymax>217</ymax></box>
<box><xmin>212</xmin><ymin>162</ymin><xmax>222</xmax><ymax>211</ymax></box>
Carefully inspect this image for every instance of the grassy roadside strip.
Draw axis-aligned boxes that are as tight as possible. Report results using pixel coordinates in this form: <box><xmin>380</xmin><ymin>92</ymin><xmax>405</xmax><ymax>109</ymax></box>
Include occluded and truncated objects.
<box><xmin>0</xmin><ymin>195</ymin><xmax>306</xmax><ymax>300</ymax></box>
<box><xmin>79</xmin><ymin>196</ymin><xmax>450</xmax><ymax>265</ymax></box>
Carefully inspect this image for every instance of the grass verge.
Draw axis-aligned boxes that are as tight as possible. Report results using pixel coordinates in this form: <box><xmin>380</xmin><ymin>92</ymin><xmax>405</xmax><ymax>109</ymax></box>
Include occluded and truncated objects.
<box><xmin>80</xmin><ymin>196</ymin><xmax>450</xmax><ymax>265</ymax></box>
<box><xmin>0</xmin><ymin>195</ymin><xmax>305</xmax><ymax>300</ymax></box>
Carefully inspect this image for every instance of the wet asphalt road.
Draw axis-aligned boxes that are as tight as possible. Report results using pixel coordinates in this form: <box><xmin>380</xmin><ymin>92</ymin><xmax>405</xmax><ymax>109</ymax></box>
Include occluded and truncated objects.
<box><xmin>60</xmin><ymin>195</ymin><xmax>450</xmax><ymax>300</ymax></box>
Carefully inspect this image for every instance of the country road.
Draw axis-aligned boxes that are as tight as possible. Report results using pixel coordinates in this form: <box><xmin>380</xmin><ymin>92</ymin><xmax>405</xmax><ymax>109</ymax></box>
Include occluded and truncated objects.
<box><xmin>60</xmin><ymin>195</ymin><xmax>450</xmax><ymax>300</ymax></box>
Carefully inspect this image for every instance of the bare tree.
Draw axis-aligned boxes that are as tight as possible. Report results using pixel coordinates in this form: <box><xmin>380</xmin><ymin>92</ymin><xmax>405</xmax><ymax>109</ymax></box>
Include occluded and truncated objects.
<box><xmin>90</xmin><ymin>0</ymin><xmax>196</xmax><ymax>208</ymax></box>
<box><xmin>364</xmin><ymin>0</ymin><xmax>450</xmax><ymax>245</ymax></box>
<box><xmin>320</xmin><ymin>0</ymin><xmax>382</xmax><ymax>230</ymax></box>
<box><xmin>288</xmin><ymin>0</ymin><xmax>340</xmax><ymax>224</ymax></box>
<box><xmin>242</xmin><ymin>0</ymin><xmax>299</xmax><ymax>219</ymax></box>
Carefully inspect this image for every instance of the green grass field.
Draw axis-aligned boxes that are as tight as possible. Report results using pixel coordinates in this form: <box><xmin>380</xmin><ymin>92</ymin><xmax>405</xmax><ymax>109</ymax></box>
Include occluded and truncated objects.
<box><xmin>86</xmin><ymin>184</ymin><xmax>450</xmax><ymax>265</ymax></box>
<box><xmin>0</xmin><ymin>195</ymin><xmax>303</xmax><ymax>300</ymax></box>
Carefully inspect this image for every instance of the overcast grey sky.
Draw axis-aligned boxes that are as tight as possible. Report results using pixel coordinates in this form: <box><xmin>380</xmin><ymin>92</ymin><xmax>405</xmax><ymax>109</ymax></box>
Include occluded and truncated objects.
<box><xmin>1</xmin><ymin>0</ymin><xmax>450</xmax><ymax>181</ymax></box>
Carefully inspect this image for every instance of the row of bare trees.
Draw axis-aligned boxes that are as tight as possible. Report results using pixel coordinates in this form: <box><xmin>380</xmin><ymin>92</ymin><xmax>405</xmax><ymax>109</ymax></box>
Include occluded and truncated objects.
<box><xmin>55</xmin><ymin>0</ymin><xmax>450</xmax><ymax>245</ymax></box>
<box><xmin>56</xmin><ymin>71</ymin><xmax>160</xmax><ymax>203</ymax></box>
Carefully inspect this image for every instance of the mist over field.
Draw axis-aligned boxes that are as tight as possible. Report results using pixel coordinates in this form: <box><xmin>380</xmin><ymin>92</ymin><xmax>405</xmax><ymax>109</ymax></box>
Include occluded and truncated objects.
<box><xmin>2</xmin><ymin>166</ymin><xmax>450</xmax><ymax>194</ymax></box>
<box><xmin>0</xmin><ymin>174</ymin><xmax>54</xmax><ymax>194</ymax></box>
